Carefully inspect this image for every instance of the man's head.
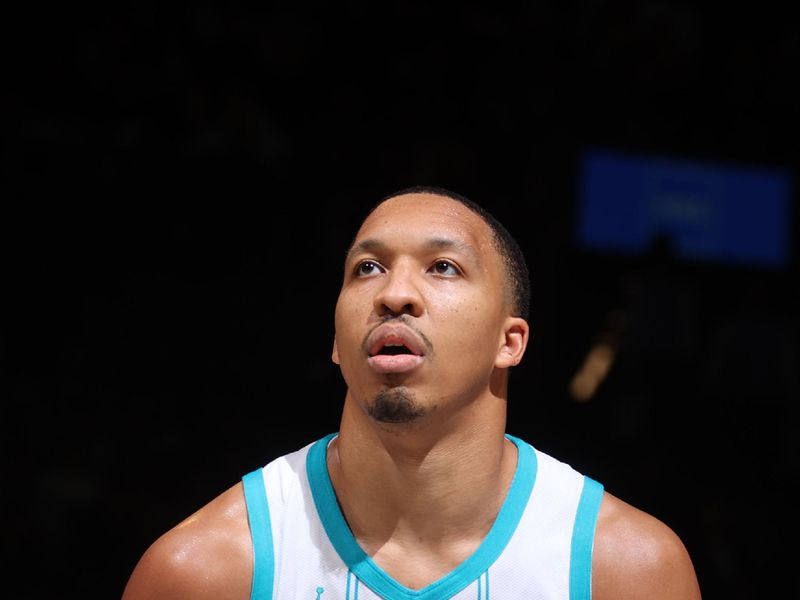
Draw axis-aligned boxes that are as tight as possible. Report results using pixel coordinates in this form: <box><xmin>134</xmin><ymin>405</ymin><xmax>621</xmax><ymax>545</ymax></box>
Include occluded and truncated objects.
<box><xmin>332</xmin><ymin>187</ymin><xmax>530</xmax><ymax>426</ymax></box>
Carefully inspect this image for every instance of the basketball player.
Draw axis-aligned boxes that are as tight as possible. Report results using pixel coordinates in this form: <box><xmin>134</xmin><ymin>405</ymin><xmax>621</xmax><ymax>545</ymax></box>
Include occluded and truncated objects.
<box><xmin>121</xmin><ymin>187</ymin><xmax>702</xmax><ymax>599</ymax></box>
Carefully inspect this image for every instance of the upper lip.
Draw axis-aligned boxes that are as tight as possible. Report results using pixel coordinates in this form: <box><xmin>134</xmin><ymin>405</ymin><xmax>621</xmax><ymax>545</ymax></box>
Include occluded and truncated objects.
<box><xmin>365</xmin><ymin>322</ymin><xmax>428</xmax><ymax>357</ymax></box>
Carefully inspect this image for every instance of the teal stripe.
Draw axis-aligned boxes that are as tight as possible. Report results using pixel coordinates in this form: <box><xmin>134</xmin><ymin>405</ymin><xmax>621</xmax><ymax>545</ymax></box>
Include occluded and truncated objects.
<box><xmin>307</xmin><ymin>433</ymin><xmax>536</xmax><ymax>600</ymax></box>
<box><xmin>569</xmin><ymin>477</ymin><xmax>604</xmax><ymax>600</ymax></box>
<box><xmin>242</xmin><ymin>469</ymin><xmax>275</xmax><ymax>600</ymax></box>
<box><xmin>475</xmin><ymin>570</ymin><xmax>489</xmax><ymax>599</ymax></box>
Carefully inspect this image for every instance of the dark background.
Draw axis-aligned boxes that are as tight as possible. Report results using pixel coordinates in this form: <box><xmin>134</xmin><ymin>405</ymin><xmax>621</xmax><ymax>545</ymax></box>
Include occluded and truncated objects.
<box><xmin>3</xmin><ymin>2</ymin><xmax>798</xmax><ymax>598</ymax></box>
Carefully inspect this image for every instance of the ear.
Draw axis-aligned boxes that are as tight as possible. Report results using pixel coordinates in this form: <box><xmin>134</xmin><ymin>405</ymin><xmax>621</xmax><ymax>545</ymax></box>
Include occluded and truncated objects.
<box><xmin>331</xmin><ymin>336</ymin><xmax>340</xmax><ymax>365</ymax></box>
<box><xmin>495</xmin><ymin>317</ymin><xmax>530</xmax><ymax>369</ymax></box>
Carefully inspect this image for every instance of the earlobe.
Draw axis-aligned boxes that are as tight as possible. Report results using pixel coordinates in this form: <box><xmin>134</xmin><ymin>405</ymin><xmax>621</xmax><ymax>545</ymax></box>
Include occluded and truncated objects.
<box><xmin>495</xmin><ymin>317</ymin><xmax>530</xmax><ymax>368</ymax></box>
<box><xmin>332</xmin><ymin>337</ymin><xmax>340</xmax><ymax>365</ymax></box>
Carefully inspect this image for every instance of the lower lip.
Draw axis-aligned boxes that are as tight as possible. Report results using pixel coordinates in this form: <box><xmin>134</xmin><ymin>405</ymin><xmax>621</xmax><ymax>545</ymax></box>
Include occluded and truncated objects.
<box><xmin>367</xmin><ymin>355</ymin><xmax>424</xmax><ymax>374</ymax></box>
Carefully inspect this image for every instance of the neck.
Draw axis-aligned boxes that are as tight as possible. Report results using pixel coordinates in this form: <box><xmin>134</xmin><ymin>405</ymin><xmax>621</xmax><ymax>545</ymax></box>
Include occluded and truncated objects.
<box><xmin>328</xmin><ymin>392</ymin><xmax>518</xmax><ymax>556</ymax></box>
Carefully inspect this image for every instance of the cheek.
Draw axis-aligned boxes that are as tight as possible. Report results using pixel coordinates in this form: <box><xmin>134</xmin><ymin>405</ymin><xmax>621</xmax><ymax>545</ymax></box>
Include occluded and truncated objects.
<box><xmin>436</xmin><ymin>294</ymin><xmax>501</xmax><ymax>351</ymax></box>
<box><xmin>334</xmin><ymin>293</ymin><xmax>367</xmax><ymax>347</ymax></box>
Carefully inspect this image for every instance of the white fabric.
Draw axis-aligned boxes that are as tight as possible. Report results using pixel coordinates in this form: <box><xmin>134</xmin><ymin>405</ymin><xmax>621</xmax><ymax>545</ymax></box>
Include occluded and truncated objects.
<box><xmin>254</xmin><ymin>437</ymin><xmax>588</xmax><ymax>599</ymax></box>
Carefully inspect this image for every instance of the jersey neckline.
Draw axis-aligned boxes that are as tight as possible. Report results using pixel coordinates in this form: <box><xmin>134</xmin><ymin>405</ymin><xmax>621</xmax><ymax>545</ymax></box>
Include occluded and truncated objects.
<box><xmin>306</xmin><ymin>432</ymin><xmax>537</xmax><ymax>600</ymax></box>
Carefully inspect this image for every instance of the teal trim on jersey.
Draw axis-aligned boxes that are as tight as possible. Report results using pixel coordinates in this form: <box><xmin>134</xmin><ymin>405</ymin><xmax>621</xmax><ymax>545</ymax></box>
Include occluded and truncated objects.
<box><xmin>344</xmin><ymin>569</ymin><xmax>358</xmax><ymax>600</ymax></box>
<box><xmin>477</xmin><ymin>570</ymin><xmax>489</xmax><ymax>600</ymax></box>
<box><xmin>346</xmin><ymin>570</ymin><xmax>360</xmax><ymax>600</ymax></box>
<box><xmin>569</xmin><ymin>476</ymin><xmax>604</xmax><ymax>600</ymax></box>
<box><xmin>242</xmin><ymin>469</ymin><xmax>275</xmax><ymax>600</ymax></box>
<box><xmin>307</xmin><ymin>433</ymin><xmax>536</xmax><ymax>600</ymax></box>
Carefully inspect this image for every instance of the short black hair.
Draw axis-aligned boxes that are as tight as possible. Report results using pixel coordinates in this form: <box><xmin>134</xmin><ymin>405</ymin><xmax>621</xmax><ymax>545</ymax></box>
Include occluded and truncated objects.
<box><xmin>371</xmin><ymin>185</ymin><xmax>531</xmax><ymax>321</ymax></box>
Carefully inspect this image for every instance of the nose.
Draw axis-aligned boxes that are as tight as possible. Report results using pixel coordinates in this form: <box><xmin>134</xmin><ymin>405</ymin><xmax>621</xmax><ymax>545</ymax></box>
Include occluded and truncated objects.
<box><xmin>374</xmin><ymin>264</ymin><xmax>424</xmax><ymax>318</ymax></box>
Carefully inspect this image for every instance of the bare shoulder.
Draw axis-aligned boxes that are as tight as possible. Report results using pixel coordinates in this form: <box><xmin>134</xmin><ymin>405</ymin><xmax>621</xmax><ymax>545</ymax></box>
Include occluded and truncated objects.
<box><xmin>592</xmin><ymin>491</ymin><xmax>702</xmax><ymax>600</ymax></box>
<box><xmin>121</xmin><ymin>481</ymin><xmax>253</xmax><ymax>600</ymax></box>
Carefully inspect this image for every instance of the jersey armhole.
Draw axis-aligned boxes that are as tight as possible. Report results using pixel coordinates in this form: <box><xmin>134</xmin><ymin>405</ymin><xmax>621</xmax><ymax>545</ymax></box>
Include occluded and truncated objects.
<box><xmin>242</xmin><ymin>469</ymin><xmax>275</xmax><ymax>600</ymax></box>
<box><xmin>569</xmin><ymin>476</ymin><xmax>604</xmax><ymax>600</ymax></box>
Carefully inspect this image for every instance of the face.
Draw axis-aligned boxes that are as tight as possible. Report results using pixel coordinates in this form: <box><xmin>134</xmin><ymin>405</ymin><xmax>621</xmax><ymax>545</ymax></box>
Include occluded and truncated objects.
<box><xmin>332</xmin><ymin>193</ymin><xmax>528</xmax><ymax>424</ymax></box>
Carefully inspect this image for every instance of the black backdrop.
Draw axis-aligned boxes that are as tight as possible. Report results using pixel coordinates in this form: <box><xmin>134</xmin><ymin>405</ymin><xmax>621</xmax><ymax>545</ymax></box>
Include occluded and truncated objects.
<box><xmin>3</xmin><ymin>2</ymin><xmax>799</xmax><ymax>598</ymax></box>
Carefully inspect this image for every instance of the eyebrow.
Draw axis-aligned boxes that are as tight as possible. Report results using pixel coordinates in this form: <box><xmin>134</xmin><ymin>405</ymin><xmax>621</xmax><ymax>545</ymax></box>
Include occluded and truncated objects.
<box><xmin>346</xmin><ymin>237</ymin><xmax>480</xmax><ymax>262</ymax></box>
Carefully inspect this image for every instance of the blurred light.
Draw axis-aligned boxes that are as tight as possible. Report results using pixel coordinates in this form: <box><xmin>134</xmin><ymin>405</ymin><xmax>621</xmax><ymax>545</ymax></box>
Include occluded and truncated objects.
<box><xmin>569</xmin><ymin>342</ymin><xmax>616</xmax><ymax>402</ymax></box>
<box><xmin>576</xmin><ymin>148</ymin><xmax>793</xmax><ymax>270</ymax></box>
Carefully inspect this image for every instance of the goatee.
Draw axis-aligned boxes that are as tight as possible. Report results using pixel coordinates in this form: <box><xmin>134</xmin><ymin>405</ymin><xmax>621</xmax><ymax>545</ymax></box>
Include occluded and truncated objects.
<box><xmin>368</xmin><ymin>388</ymin><xmax>424</xmax><ymax>423</ymax></box>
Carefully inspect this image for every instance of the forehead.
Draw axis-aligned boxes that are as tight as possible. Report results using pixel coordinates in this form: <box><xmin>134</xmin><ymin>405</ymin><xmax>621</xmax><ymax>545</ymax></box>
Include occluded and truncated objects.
<box><xmin>354</xmin><ymin>193</ymin><xmax>495</xmax><ymax>252</ymax></box>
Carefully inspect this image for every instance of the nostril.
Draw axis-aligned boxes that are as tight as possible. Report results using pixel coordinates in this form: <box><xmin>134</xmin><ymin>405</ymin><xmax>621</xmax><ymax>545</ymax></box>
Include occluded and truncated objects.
<box><xmin>378</xmin><ymin>302</ymin><xmax>418</xmax><ymax>318</ymax></box>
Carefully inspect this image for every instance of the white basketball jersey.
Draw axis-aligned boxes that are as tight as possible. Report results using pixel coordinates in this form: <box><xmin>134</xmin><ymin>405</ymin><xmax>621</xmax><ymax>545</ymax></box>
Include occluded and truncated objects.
<box><xmin>242</xmin><ymin>433</ymin><xmax>603</xmax><ymax>600</ymax></box>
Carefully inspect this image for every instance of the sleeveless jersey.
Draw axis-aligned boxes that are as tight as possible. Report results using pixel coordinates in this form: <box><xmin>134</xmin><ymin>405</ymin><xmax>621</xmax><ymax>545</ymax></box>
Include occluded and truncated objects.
<box><xmin>242</xmin><ymin>433</ymin><xmax>603</xmax><ymax>600</ymax></box>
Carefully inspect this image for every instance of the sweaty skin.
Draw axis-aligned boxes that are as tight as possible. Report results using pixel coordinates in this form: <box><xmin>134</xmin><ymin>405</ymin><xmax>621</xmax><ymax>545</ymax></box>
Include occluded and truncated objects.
<box><xmin>121</xmin><ymin>192</ymin><xmax>701</xmax><ymax>600</ymax></box>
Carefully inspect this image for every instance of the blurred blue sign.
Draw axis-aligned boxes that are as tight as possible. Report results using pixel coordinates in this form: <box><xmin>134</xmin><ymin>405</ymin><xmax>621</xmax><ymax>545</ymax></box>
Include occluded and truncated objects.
<box><xmin>576</xmin><ymin>149</ymin><xmax>793</xmax><ymax>269</ymax></box>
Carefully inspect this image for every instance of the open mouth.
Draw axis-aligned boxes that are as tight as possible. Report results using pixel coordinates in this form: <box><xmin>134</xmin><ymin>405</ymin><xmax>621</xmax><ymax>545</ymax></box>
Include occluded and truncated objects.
<box><xmin>365</xmin><ymin>325</ymin><xmax>427</xmax><ymax>374</ymax></box>
<box><xmin>372</xmin><ymin>343</ymin><xmax>416</xmax><ymax>356</ymax></box>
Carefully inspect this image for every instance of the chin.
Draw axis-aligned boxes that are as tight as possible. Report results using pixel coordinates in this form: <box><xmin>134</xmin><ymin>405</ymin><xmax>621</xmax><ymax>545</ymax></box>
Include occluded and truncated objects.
<box><xmin>368</xmin><ymin>387</ymin><xmax>425</xmax><ymax>423</ymax></box>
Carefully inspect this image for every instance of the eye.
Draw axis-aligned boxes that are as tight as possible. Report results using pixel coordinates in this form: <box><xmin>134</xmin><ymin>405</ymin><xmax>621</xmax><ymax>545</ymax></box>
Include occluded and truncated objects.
<box><xmin>355</xmin><ymin>260</ymin><xmax>384</xmax><ymax>277</ymax></box>
<box><xmin>431</xmin><ymin>260</ymin><xmax>460</xmax><ymax>276</ymax></box>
